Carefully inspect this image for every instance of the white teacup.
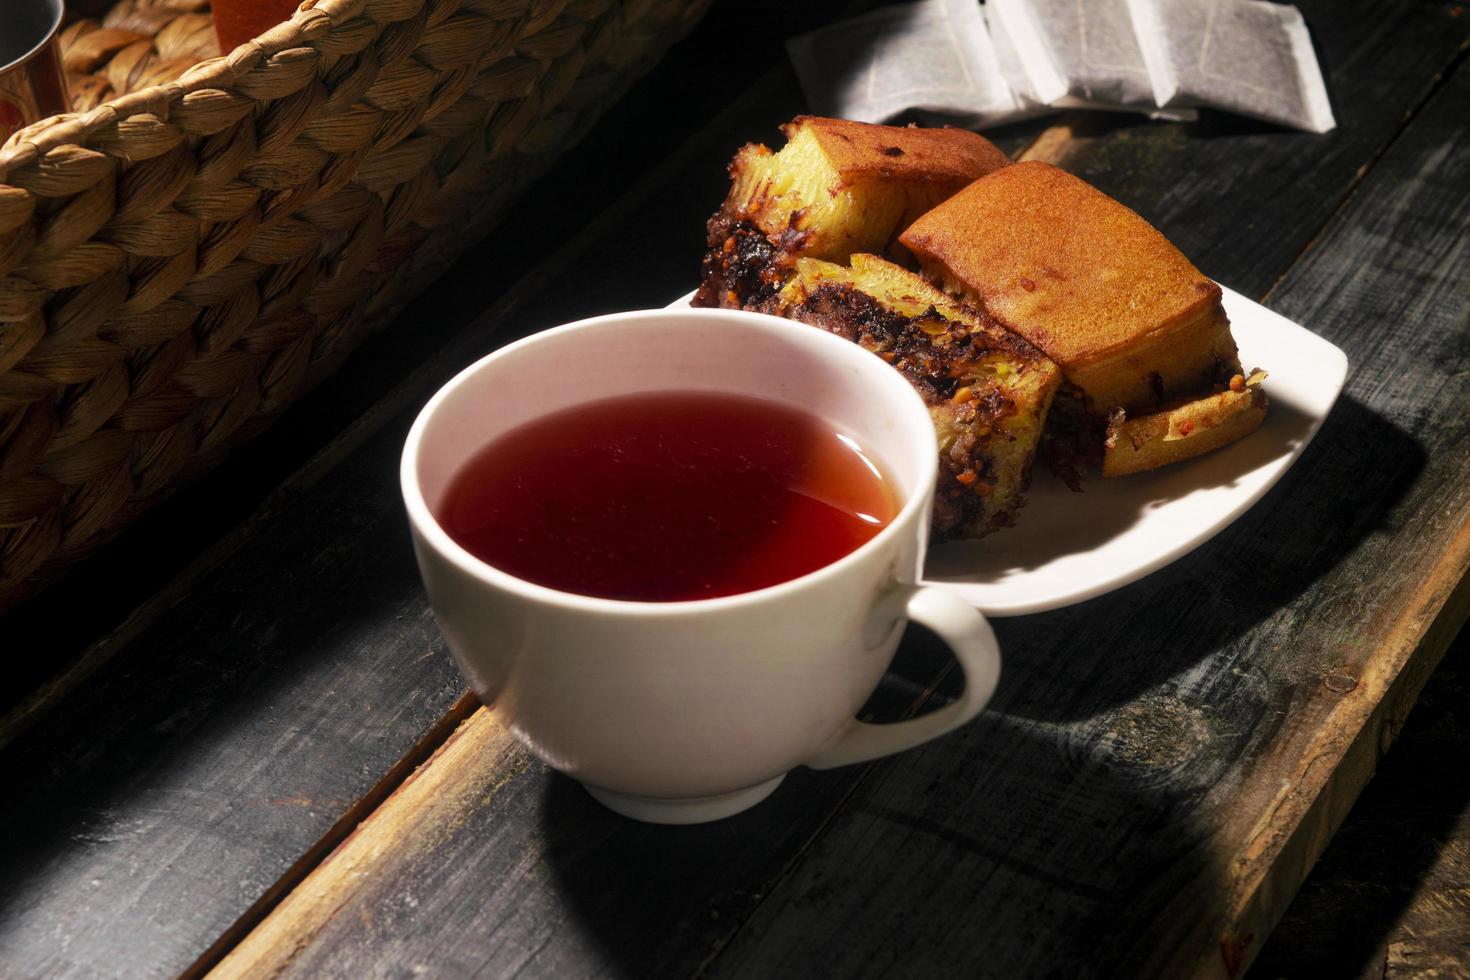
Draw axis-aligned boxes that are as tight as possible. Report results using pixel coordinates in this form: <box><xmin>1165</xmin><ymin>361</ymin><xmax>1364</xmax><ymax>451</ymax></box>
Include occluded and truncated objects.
<box><xmin>401</xmin><ymin>308</ymin><xmax>1001</xmax><ymax>823</ymax></box>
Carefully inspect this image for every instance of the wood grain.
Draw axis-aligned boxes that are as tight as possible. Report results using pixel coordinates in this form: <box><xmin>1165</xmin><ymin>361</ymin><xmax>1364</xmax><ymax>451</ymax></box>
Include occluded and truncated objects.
<box><xmin>192</xmin><ymin>6</ymin><xmax>1470</xmax><ymax>980</ymax></box>
<box><xmin>0</xmin><ymin>428</ymin><xmax>473</xmax><ymax>978</ymax></box>
<box><xmin>207</xmin><ymin>709</ymin><xmax>525</xmax><ymax>980</ymax></box>
<box><xmin>1198</xmin><ymin>53</ymin><xmax>1470</xmax><ymax>974</ymax></box>
<box><xmin>1255</xmin><ymin>626</ymin><xmax>1470</xmax><ymax>978</ymax></box>
<box><xmin>204</xmin><ymin>635</ymin><xmax>965</xmax><ymax>977</ymax></box>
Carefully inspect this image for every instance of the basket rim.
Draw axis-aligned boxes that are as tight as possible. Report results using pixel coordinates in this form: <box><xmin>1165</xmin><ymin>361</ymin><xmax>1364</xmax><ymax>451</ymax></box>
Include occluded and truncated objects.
<box><xmin>0</xmin><ymin>0</ymin><xmax>367</xmax><ymax>179</ymax></box>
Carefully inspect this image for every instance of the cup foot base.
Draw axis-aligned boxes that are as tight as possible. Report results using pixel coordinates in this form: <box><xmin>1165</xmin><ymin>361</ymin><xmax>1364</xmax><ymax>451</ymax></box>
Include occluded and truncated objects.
<box><xmin>583</xmin><ymin>774</ymin><xmax>785</xmax><ymax>824</ymax></box>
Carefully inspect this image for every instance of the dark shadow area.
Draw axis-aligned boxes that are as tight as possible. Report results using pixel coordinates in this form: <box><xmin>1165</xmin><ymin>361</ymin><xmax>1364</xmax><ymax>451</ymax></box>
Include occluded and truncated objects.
<box><xmin>1252</xmin><ymin>625</ymin><xmax>1470</xmax><ymax>978</ymax></box>
<box><xmin>1184</xmin><ymin>108</ymin><xmax>1304</xmax><ymax>140</ymax></box>
<box><xmin>538</xmin><ymin>689</ymin><xmax>1226</xmax><ymax>978</ymax></box>
<box><xmin>0</xmin><ymin>412</ymin><xmax>466</xmax><ymax>966</ymax></box>
<box><xmin>530</xmin><ymin>392</ymin><xmax>1420</xmax><ymax>976</ymax></box>
<box><xmin>858</xmin><ymin>622</ymin><xmax>961</xmax><ymax>722</ymax></box>
<box><xmin>989</xmin><ymin>394</ymin><xmax>1424</xmax><ymax>724</ymax></box>
<box><xmin>535</xmin><ymin>766</ymin><xmax>877</xmax><ymax>977</ymax></box>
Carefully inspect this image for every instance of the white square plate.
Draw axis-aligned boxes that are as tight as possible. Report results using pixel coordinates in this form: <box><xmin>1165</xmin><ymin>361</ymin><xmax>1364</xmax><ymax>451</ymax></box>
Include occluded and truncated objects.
<box><xmin>670</xmin><ymin>286</ymin><xmax>1348</xmax><ymax>616</ymax></box>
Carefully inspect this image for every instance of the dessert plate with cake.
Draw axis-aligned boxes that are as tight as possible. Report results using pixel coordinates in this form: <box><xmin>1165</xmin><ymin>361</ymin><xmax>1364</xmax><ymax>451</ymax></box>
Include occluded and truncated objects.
<box><xmin>680</xmin><ymin>117</ymin><xmax>1348</xmax><ymax>616</ymax></box>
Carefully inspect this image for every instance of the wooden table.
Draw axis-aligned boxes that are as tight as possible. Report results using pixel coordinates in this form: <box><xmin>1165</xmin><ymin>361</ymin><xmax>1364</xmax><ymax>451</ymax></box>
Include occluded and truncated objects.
<box><xmin>3</xmin><ymin>2</ymin><xmax>1468</xmax><ymax>977</ymax></box>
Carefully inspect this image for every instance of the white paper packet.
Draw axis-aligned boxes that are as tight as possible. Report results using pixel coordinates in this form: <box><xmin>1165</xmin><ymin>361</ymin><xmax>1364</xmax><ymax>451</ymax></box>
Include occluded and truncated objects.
<box><xmin>991</xmin><ymin>0</ymin><xmax>1156</xmax><ymax>107</ymax></box>
<box><xmin>1129</xmin><ymin>0</ymin><xmax>1336</xmax><ymax>133</ymax></box>
<box><xmin>987</xmin><ymin>0</ymin><xmax>1195</xmax><ymax>120</ymax></box>
<box><xmin>984</xmin><ymin>0</ymin><xmax>1064</xmax><ymax>106</ymax></box>
<box><xmin>786</xmin><ymin>0</ymin><xmax>1038</xmax><ymax>127</ymax></box>
<box><xmin>787</xmin><ymin>0</ymin><xmax>1328</xmax><ymax>134</ymax></box>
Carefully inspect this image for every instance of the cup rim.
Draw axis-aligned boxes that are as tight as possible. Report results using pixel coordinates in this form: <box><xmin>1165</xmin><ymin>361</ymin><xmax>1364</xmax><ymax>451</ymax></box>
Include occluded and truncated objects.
<box><xmin>400</xmin><ymin>307</ymin><xmax>939</xmax><ymax>617</ymax></box>
<box><xmin>0</xmin><ymin>0</ymin><xmax>64</xmax><ymax>73</ymax></box>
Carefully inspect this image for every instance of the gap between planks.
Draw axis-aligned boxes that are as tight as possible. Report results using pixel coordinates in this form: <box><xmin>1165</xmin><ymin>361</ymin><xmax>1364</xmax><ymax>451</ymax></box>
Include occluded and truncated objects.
<box><xmin>199</xmin><ymin>697</ymin><xmax>501</xmax><ymax>980</ymax></box>
<box><xmin>181</xmin><ymin>691</ymin><xmax>482</xmax><ymax>980</ymax></box>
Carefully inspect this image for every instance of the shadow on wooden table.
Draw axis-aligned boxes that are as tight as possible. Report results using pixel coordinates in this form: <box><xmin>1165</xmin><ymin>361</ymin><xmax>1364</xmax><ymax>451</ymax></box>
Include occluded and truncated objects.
<box><xmin>537</xmin><ymin>720</ymin><xmax>1227</xmax><ymax>978</ymax></box>
<box><xmin>990</xmin><ymin>394</ymin><xmax>1426</xmax><ymax>725</ymax></box>
<box><xmin>535</xmin><ymin>392</ymin><xmax>1427</xmax><ymax>978</ymax></box>
<box><xmin>1253</xmin><ymin>629</ymin><xmax>1470</xmax><ymax>978</ymax></box>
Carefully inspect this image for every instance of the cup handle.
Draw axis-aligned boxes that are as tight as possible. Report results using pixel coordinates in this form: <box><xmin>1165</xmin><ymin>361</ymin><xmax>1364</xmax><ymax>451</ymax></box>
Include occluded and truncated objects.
<box><xmin>805</xmin><ymin>585</ymin><xmax>1001</xmax><ymax>770</ymax></box>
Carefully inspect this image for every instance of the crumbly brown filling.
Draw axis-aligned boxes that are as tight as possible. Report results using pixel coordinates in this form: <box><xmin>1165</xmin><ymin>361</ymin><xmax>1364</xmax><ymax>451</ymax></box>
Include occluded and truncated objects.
<box><xmin>783</xmin><ymin>283</ymin><xmax>1027</xmax><ymax>538</ymax></box>
<box><xmin>1039</xmin><ymin>384</ymin><xmax>1105</xmax><ymax>491</ymax></box>
<box><xmin>693</xmin><ymin>215</ymin><xmax>787</xmax><ymax>311</ymax></box>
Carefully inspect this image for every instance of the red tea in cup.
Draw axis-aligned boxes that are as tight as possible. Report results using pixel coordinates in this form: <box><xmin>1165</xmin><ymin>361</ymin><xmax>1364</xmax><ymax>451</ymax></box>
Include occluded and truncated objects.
<box><xmin>439</xmin><ymin>391</ymin><xmax>898</xmax><ymax>601</ymax></box>
<box><xmin>403</xmin><ymin>308</ymin><xmax>1001</xmax><ymax>822</ymax></box>
<box><xmin>0</xmin><ymin>0</ymin><xmax>69</xmax><ymax>144</ymax></box>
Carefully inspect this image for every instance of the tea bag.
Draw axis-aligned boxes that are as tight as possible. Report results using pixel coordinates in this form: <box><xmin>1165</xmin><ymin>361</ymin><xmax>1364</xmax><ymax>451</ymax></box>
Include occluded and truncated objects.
<box><xmin>986</xmin><ymin>0</ymin><xmax>1194</xmax><ymax>120</ymax></box>
<box><xmin>989</xmin><ymin>0</ymin><xmax>1159</xmax><ymax>108</ymax></box>
<box><xmin>1130</xmin><ymin>0</ymin><xmax>1335</xmax><ymax>133</ymax></box>
<box><xmin>786</xmin><ymin>0</ymin><xmax>1035</xmax><ymax>127</ymax></box>
<box><xmin>984</xmin><ymin>0</ymin><xmax>1062</xmax><ymax>107</ymax></box>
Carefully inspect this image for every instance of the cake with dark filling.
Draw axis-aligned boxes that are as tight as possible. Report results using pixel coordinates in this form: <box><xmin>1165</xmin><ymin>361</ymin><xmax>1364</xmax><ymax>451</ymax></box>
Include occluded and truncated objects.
<box><xmin>693</xmin><ymin>116</ymin><xmax>1010</xmax><ymax>312</ymax></box>
<box><xmin>899</xmin><ymin>161</ymin><xmax>1266</xmax><ymax>479</ymax></box>
<box><xmin>693</xmin><ymin>118</ymin><xmax>1052</xmax><ymax>538</ymax></box>
<box><xmin>693</xmin><ymin>123</ymin><xmax>1266</xmax><ymax>540</ymax></box>
<box><xmin>773</xmin><ymin>254</ymin><xmax>1060</xmax><ymax>539</ymax></box>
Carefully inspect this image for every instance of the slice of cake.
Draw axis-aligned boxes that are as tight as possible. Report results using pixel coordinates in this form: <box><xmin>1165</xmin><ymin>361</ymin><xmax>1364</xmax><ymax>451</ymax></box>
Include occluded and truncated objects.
<box><xmin>899</xmin><ymin>160</ymin><xmax>1265</xmax><ymax>478</ymax></box>
<box><xmin>694</xmin><ymin>116</ymin><xmax>1010</xmax><ymax>312</ymax></box>
<box><xmin>772</xmin><ymin>254</ymin><xmax>1061</xmax><ymax>538</ymax></box>
<box><xmin>1102</xmin><ymin>369</ymin><xmax>1268</xmax><ymax>477</ymax></box>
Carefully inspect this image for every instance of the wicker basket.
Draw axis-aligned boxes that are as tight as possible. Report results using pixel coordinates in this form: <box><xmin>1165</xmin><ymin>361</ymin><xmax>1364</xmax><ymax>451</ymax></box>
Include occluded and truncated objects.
<box><xmin>0</xmin><ymin>0</ymin><xmax>709</xmax><ymax>611</ymax></box>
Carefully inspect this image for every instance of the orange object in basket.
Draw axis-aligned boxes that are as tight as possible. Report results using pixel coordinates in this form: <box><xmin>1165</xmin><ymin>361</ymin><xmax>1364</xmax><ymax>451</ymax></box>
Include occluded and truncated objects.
<box><xmin>212</xmin><ymin>0</ymin><xmax>301</xmax><ymax>53</ymax></box>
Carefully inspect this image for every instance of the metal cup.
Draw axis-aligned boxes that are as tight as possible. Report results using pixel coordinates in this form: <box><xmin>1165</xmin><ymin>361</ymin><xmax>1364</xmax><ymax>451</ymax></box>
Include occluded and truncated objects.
<box><xmin>1</xmin><ymin>0</ymin><xmax>70</xmax><ymax>145</ymax></box>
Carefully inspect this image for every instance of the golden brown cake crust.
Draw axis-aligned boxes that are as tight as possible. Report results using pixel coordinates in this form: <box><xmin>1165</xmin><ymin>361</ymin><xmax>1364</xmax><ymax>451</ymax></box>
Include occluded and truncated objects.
<box><xmin>695</xmin><ymin>119</ymin><xmax>1011</xmax><ymax>312</ymax></box>
<box><xmin>790</xmin><ymin>116</ymin><xmax>1010</xmax><ymax>188</ymax></box>
<box><xmin>1102</xmin><ymin>372</ymin><xmax>1268</xmax><ymax>477</ymax></box>
<box><xmin>900</xmin><ymin>161</ymin><xmax>1221</xmax><ymax>370</ymax></box>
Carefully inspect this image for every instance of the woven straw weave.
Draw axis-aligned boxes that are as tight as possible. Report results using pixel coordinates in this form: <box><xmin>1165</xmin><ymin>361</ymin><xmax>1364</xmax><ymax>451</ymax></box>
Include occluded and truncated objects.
<box><xmin>0</xmin><ymin>0</ymin><xmax>709</xmax><ymax>611</ymax></box>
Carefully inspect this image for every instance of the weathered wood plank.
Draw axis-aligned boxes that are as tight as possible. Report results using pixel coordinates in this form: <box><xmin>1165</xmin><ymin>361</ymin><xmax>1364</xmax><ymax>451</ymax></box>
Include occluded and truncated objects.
<box><xmin>205</xmin><ymin>680</ymin><xmax>955</xmax><ymax>980</ymax></box>
<box><xmin>0</xmin><ymin>434</ymin><xmax>473</xmax><ymax>978</ymax></box>
<box><xmin>194</xmin><ymin>7</ymin><xmax>1470</xmax><ymax>980</ymax></box>
<box><xmin>1196</xmin><ymin>48</ymin><xmax>1470</xmax><ymax>974</ymax></box>
<box><xmin>1253</xmin><ymin>626</ymin><xmax>1470</xmax><ymax>979</ymax></box>
<box><xmin>1209</xmin><ymin>523</ymin><xmax>1470</xmax><ymax>979</ymax></box>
